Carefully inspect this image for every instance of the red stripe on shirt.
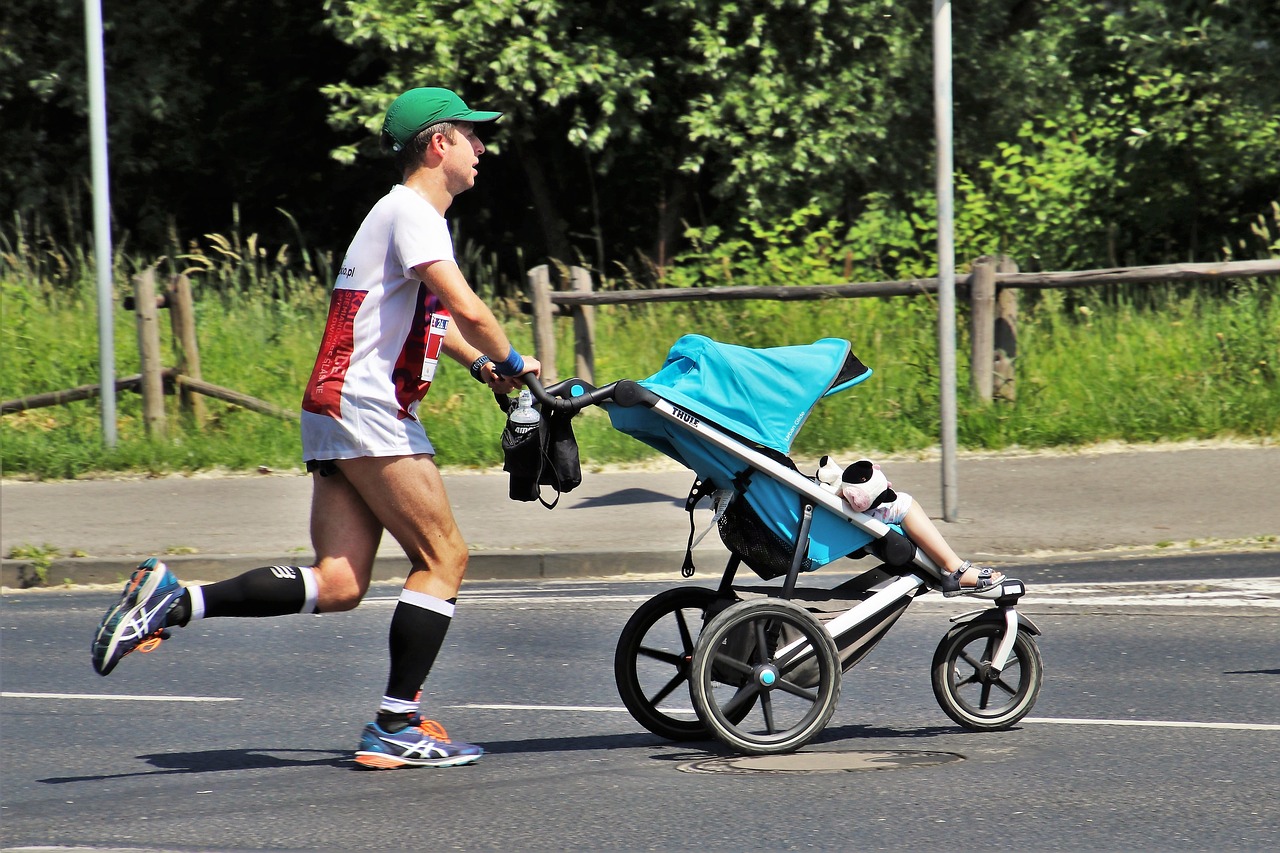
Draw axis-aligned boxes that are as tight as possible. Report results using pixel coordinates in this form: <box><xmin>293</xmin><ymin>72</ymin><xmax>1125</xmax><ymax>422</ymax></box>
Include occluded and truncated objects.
<box><xmin>302</xmin><ymin>288</ymin><xmax>366</xmax><ymax>418</ymax></box>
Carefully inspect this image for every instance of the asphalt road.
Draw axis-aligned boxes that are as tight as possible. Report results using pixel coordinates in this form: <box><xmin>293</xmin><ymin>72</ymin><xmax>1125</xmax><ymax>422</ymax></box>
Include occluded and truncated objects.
<box><xmin>3</xmin><ymin>554</ymin><xmax>1279</xmax><ymax>852</ymax></box>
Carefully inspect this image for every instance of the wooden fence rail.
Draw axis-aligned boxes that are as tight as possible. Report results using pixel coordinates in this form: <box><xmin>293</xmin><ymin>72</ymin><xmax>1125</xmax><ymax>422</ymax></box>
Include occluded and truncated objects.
<box><xmin>5</xmin><ymin>259</ymin><xmax>1278</xmax><ymax>425</ymax></box>
<box><xmin>1</xmin><ymin>269</ymin><xmax>296</xmax><ymax>426</ymax></box>
<box><xmin>527</xmin><ymin>258</ymin><xmax>1280</xmax><ymax>397</ymax></box>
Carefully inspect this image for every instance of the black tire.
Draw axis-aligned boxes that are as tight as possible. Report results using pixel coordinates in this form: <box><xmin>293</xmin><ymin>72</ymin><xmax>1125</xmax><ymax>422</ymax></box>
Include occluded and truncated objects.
<box><xmin>931</xmin><ymin>618</ymin><xmax>1043</xmax><ymax>731</ymax></box>
<box><xmin>689</xmin><ymin>598</ymin><xmax>841</xmax><ymax>755</ymax></box>
<box><xmin>614</xmin><ymin>587</ymin><xmax>739</xmax><ymax>741</ymax></box>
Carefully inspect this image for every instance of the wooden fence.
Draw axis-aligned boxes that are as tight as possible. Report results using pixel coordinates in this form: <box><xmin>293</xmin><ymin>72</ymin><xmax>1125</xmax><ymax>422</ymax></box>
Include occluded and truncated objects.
<box><xmin>1</xmin><ymin>269</ymin><xmax>295</xmax><ymax>427</ymax></box>
<box><xmin>4</xmin><ymin>258</ymin><xmax>1278</xmax><ymax>425</ymax></box>
<box><xmin>526</xmin><ymin>258</ymin><xmax>1280</xmax><ymax>401</ymax></box>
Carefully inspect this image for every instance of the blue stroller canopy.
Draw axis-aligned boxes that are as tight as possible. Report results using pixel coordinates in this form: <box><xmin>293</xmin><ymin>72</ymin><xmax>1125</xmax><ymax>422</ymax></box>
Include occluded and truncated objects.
<box><xmin>632</xmin><ymin>335</ymin><xmax>871</xmax><ymax>454</ymax></box>
<box><xmin>607</xmin><ymin>336</ymin><xmax>878</xmax><ymax>575</ymax></box>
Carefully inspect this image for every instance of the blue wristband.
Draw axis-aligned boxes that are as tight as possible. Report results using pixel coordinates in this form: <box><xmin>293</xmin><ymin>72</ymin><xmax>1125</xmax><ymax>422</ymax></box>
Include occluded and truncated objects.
<box><xmin>493</xmin><ymin>349</ymin><xmax>525</xmax><ymax>377</ymax></box>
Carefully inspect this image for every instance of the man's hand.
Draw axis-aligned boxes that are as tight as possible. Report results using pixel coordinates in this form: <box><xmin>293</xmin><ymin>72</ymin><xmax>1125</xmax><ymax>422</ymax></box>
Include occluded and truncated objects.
<box><xmin>485</xmin><ymin>356</ymin><xmax>541</xmax><ymax>394</ymax></box>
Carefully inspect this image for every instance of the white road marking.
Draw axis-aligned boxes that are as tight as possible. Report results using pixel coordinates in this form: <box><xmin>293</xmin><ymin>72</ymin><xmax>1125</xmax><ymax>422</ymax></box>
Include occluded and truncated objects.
<box><xmin>1025</xmin><ymin>717</ymin><xmax>1280</xmax><ymax>731</ymax></box>
<box><xmin>448</xmin><ymin>703</ymin><xmax>640</xmax><ymax>713</ymax></box>
<box><xmin>367</xmin><ymin>577</ymin><xmax>1280</xmax><ymax>609</ymax></box>
<box><xmin>366</xmin><ymin>594</ymin><xmax>654</xmax><ymax>606</ymax></box>
<box><xmin>446</xmin><ymin>703</ymin><xmax>1279</xmax><ymax>730</ymax></box>
<box><xmin>2</xmin><ymin>691</ymin><xmax>240</xmax><ymax>702</ymax></box>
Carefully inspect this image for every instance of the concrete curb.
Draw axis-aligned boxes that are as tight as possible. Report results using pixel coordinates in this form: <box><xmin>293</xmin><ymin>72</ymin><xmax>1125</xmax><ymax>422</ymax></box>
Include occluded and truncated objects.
<box><xmin>0</xmin><ymin>550</ymin><xmax>701</xmax><ymax>589</ymax></box>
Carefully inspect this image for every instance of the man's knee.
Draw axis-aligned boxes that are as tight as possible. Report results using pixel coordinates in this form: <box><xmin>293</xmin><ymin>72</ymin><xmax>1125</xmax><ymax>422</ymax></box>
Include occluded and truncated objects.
<box><xmin>311</xmin><ymin>561</ymin><xmax>370</xmax><ymax>612</ymax></box>
<box><xmin>420</xmin><ymin>537</ymin><xmax>468</xmax><ymax>578</ymax></box>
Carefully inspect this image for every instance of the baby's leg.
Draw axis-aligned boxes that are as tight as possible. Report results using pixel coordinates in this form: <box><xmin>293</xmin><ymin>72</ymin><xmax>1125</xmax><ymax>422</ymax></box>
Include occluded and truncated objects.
<box><xmin>897</xmin><ymin>501</ymin><xmax>1004</xmax><ymax>588</ymax></box>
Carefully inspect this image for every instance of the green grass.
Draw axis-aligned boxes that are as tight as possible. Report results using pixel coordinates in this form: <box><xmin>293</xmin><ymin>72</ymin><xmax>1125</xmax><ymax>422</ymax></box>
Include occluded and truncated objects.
<box><xmin>2</xmin><ymin>252</ymin><xmax>1277</xmax><ymax>480</ymax></box>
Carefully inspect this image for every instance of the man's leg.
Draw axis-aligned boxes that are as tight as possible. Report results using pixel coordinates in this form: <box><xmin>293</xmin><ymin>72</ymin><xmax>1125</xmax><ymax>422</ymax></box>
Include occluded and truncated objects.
<box><xmin>335</xmin><ymin>454</ymin><xmax>482</xmax><ymax>768</ymax></box>
<box><xmin>92</xmin><ymin>468</ymin><xmax>381</xmax><ymax>677</ymax></box>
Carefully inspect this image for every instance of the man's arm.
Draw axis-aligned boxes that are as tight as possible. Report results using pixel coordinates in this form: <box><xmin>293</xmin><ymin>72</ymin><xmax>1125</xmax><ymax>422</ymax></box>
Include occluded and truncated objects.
<box><xmin>420</xmin><ymin>260</ymin><xmax>540</xmax><ymax>388</ymax></box>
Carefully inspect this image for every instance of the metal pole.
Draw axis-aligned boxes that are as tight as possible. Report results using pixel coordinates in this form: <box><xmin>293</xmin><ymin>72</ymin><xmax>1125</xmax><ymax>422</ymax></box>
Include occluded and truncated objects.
<box><xmin>933</xmin><ymin>0</ymin><xmax>957</xmax><ymax>520</ymax></box>
<box><xmin>84</xmin><ymin>0</ymin><xmax>117</xmax><ymax>447</ymax></box>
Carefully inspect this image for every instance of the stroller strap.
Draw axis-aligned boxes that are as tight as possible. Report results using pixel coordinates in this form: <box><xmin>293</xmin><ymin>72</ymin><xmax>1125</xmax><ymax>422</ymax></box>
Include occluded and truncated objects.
<box><xmin>681</xmin><ymin>478</ymin><xmax>728</xmax><ymax>577</ymax></box>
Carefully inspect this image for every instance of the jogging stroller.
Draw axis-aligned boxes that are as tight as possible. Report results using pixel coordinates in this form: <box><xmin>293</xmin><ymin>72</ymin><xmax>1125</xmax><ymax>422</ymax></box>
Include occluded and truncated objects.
<box><xmin>512</xmin><ymin>335</ymin><xmax>1043</xmax><ymax>755</ymax></box>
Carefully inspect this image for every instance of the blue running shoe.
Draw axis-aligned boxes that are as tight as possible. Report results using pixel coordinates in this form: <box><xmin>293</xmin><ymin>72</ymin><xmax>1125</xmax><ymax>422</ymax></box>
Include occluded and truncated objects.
<box><xmin>354</xmin><ymin>719</ymin><xmax>484</xmax><ymax>769</ymax></box>
<box><xmin>91</xmin><ymin>558</ymin><xmax>183</xmax><ymax>676</ymax></box>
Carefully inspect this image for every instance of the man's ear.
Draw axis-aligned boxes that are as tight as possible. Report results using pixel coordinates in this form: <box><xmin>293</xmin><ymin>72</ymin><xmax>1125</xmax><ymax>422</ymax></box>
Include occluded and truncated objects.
<box><xmin>427</xmin><ymin>131</ymin><xmax>450</xmax><ymax>159</ymax></box>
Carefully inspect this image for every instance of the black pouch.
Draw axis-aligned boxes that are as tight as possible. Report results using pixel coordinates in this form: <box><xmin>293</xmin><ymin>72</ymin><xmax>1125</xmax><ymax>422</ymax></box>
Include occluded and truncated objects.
<box><xmin>501</xmin><ymin>417</ymin><xmax>544</xmax><ymax>503</ymax></box>
<box><xmin>537</xmin><ymin>405</ymin><xmax>582</xmax><ymax>502</ymax></box>
<box><xmin>499</xmin><ymin>396</ymin><xmax>582</xmax><ymax>508</ymax></box>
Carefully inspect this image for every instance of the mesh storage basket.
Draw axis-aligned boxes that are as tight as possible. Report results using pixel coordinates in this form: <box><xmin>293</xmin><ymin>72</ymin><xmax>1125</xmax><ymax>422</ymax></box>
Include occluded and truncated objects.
<box><xmin>717</xmin><ymin>495</ymin><xmax>812</xmax><ymax>580</ymax></box>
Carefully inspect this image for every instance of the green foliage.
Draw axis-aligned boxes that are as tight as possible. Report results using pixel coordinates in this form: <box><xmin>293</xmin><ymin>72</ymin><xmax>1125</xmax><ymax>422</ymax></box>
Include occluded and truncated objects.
<box><xmin>6</xmin><ymin>543</ymin><xmax>59</xmax><ymax>585</ymax></box>
<box><xmin>5</xmin><ymin>210</ymin><xmax>1278</xmax><ymax>481</ymax></box>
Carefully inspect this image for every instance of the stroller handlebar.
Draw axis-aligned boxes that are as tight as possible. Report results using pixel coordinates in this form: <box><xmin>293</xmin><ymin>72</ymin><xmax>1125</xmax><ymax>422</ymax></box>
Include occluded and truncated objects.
<box><xmin>494</xmin><ymin>372</ymin><xmax>658</xmax><ymax>415</ymax></box>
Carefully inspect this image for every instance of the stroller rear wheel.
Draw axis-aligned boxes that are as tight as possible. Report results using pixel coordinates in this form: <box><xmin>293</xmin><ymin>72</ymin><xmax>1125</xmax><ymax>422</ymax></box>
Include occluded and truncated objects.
<box><xmin>690</xmin><ymin>598</ymin><xmax>841</xmax><ymax>755</ymax></box>
<box><xmin>931</xmin><ymin>619</ymin><xmax>1043</xmax><ymax>730</ymax></box>
<box><xmin>614</xmin><ymin>586</ymin><xmax>746</xmax><ymax>741</ymax></box>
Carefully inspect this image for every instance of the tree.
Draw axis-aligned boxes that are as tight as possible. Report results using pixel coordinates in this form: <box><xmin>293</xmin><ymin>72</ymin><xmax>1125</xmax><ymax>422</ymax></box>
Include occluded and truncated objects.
<box><xmin>0</xmin><ymin>0</ymin><xmax>374</xmax><ymax>258</ymax></box>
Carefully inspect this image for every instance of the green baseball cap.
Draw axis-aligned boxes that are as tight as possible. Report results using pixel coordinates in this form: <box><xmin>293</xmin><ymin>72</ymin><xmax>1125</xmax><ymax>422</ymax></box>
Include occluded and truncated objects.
<box><xmin>382</xmin><ymin>87</ymin><xmax>502</xmax><ymax>151</ymax></box>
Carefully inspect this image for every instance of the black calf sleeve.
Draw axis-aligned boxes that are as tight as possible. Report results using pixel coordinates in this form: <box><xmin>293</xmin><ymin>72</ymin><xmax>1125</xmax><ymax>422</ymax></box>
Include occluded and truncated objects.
<box><xmin>196</xmin><ymin>565</ymin><xmax>318</xmax><ymax>619</ymax></box>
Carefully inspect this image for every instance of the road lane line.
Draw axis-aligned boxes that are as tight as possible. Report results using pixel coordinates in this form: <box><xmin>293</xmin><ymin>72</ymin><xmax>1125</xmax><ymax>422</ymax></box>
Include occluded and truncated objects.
<box><xmin>448</xmin><ymin>703</ymin><xmax>641</xmax><ymax>713</ymax></box>
<box><xmin>445</xmin><ymin>703</ymin><xmax>1280</xmax><ymax>731</ymax></box>
<box><xmin>1025</xmin><ymin>716</ymin><xmax>1280</xmax><ymax>731</ymax></box>
<box><xmin>2</xmin><ymin>691</ymin><xmax>241</xmax><ymax>702</ymax></box>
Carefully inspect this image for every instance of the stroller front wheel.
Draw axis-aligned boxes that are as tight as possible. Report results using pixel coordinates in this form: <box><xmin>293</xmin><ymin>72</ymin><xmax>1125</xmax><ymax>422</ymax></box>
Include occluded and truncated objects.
<box><xmin>931</xmin><ymin>618</ymin><xmax>1043</xmax><ymax>730</ymax></box>
<box><xmin>690</xmin><ymin>598</ymin><xmax>841</xmax><ymax>755</ymax></box>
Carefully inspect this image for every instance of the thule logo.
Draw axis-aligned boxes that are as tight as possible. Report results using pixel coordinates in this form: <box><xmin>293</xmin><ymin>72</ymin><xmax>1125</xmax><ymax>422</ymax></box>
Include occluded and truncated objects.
<box><xmin>673</xmin><ymin>407</ymin><xmax>699</xmax><ymax>427</ymax></box>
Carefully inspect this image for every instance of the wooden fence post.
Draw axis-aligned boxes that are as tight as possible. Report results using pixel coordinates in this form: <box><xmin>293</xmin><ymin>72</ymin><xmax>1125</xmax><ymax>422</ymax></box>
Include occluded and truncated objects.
<box><xmin>133</xmin><ymin>268</ymin><xmax>167</xmax><ymax>436</ymax></box>
<box><xmin>993</xmin><ymin>256</ymin><xmax>1019</xmax><ymax>401</ymax></box>
<box><xmin>569</xmin><ymin>265</ymin><xmax>595</xmax><ymax>384</ymax></box>
<box><xmin>527</xmin><ymin>264</ymin><xmax>558</xmax><ymax>384</ymax></box>
<box><xmin>969</xmin><ymin>256</ymin><xmax>996</xmax><ymax>402</ymax></box>
<box><xmin>166</xmin><ymin>273</ymin><xmax>207</xmax><ymax>425</ymax></box>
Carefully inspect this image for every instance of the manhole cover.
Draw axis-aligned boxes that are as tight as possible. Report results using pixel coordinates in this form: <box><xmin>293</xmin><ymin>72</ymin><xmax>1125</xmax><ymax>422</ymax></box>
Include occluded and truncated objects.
<box><xmin>677</xmin><ymin>750</ymin><xmax>964</xmax><ymax>774</ymax></box>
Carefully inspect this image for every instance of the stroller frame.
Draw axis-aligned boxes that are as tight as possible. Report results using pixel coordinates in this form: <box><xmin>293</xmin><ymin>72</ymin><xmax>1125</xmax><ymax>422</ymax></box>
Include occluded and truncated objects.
<box><xmin>519</xmin><ymin>338</ymin><xmax>1043</xmax><ymax>755</ymax></box>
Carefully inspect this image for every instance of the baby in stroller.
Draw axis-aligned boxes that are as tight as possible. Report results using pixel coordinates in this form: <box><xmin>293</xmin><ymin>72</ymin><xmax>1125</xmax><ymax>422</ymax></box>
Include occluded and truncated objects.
<box><xmin>815</xmin><ymin>455</ymin><xmax>1005</xmax><ymax>597</ymax></box>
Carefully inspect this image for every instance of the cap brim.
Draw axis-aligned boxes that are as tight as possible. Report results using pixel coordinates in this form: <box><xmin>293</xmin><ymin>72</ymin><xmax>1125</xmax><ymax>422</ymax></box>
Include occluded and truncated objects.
<box><xmin>455</xmin><ymin>109</ymin><xmax>502</xmax><ymax>123</ymax></box>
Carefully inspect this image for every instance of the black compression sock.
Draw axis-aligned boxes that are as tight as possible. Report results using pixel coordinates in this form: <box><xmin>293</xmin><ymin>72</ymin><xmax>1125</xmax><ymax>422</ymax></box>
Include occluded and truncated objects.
<box><xmin>197</xmin><ymin>565</ymin><xmax>318</xmax><ymax>619</ymax></box>
<box><xmin>378</xmin><ymin>590</ymin><xmax>456</xmax><ymax>724</ymax></box>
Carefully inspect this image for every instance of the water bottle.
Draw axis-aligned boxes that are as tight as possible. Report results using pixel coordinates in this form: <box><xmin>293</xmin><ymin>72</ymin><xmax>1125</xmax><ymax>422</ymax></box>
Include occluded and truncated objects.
<box><xmin>508</xmin><ymin>389</ymin><xmax>541</xmax><ymax>436</ymax></box>
<box><xmin>502</xmin><ymin>389</ymin><xmax>542</xmax><ymax>501</ymax></box>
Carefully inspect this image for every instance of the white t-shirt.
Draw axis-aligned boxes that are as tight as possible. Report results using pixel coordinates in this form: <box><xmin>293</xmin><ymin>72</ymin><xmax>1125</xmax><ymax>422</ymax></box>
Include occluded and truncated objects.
<box><xmin>300</xmin><ymin>185</ymin><xmax>455</xmax><ymax>461</ymax></box>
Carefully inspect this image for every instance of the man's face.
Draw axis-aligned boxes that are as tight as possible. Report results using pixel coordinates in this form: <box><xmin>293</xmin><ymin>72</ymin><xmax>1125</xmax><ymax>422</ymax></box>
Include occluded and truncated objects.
<box><xmin>442</xmin><ymin>123</ymin><xmax>485</xmax><ymax>194</ymax></box>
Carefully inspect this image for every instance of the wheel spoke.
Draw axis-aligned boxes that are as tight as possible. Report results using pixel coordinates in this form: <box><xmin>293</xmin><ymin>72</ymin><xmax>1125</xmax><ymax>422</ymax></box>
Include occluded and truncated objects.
<box><xmin>637</xmin><ymin>645</ymin><xmax>683</xmax><ymax>666</ymax></box>
<box><xmin>674</xmin><ymin>609</ymin><xmax>696</xmax><ymax>653</ymax></box>
<box><xmin>753</xmin><ymin>620</ymin><xmax>772</xmax><ymax>662</ymax></box>
<box><xmin>775</xmin><ymin>678</ymin><xmax>820</xmax><ymax>702</ymax></box>
<box><xmin>760</xmin><ymin>690</ymin><xmax>777</xmax><ymax>733</ymax></box>
<box><xmin>723</xmin><ymin>683</ymin><xmax>760</xmax><ymax>717</ymax></box>
<box><xmin>649</xmin><ymin>672</ymin><xmax>687</xmax><ymax>706</ymax></box>
<box><xmin>710</xmin><ymin>650</ymin><xmax>754</xmax><ymax>680</ymax></box>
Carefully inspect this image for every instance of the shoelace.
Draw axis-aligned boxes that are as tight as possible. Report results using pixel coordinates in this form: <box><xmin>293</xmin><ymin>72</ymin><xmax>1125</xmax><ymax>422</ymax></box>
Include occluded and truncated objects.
<box><xmin>136</xmin><ymin>628</ymin><xmax>170</xmax><ymax>654</ymax></box>
<box><xmin>412</xmin><ymin>719</ymin><xmax>452</xmax><ymax>743</ymax></box>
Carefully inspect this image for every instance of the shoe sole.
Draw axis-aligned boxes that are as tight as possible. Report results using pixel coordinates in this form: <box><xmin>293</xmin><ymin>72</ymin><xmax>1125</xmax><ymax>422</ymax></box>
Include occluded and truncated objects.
<box><xmin>92</xmin><ymin>561</ymin><xmax>177</xmax><ymax>676</ymax></box>
<box><xmin>353</xmin><ymin>751</ymin><xmax>482</xmax><ymax>769</ymax></box>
